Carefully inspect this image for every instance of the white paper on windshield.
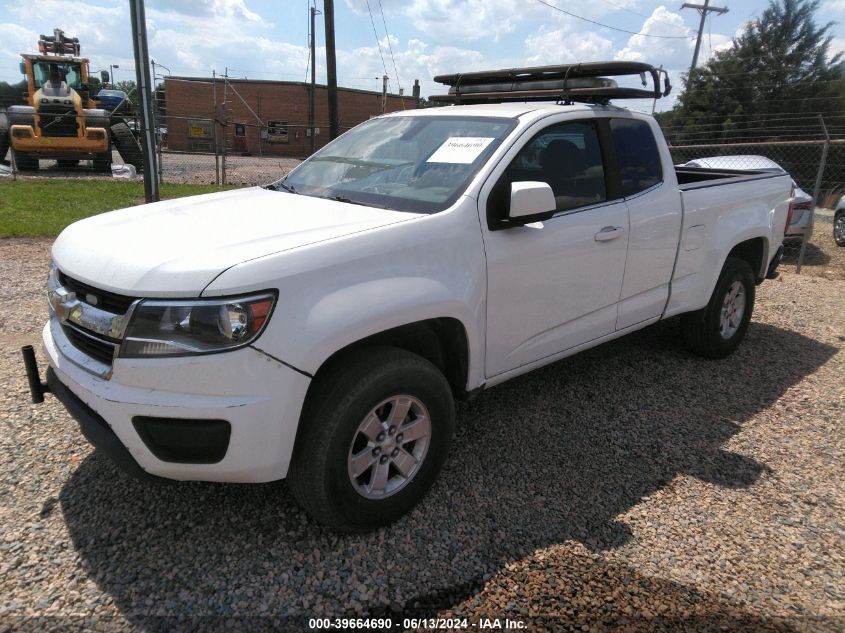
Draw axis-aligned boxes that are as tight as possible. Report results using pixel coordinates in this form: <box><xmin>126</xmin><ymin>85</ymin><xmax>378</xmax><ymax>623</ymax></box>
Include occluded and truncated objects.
<box><xmin>426</xmin><ymin>137</ymin><xmax>495</xmax><ymax>164</ymax></box>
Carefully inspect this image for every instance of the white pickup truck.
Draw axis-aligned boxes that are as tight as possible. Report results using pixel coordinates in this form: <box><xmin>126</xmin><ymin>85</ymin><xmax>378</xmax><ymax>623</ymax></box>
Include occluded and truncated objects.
<box><xmin>25</xmin><ymin>63</ymin><xmax>792</xmax><ymax>532</ymax></box>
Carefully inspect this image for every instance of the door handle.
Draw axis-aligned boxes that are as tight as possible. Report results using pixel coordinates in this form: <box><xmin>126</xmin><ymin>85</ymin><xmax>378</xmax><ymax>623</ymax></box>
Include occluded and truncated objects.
<box><xmin>594</xmin><ymin>226</ymin><xmax>624</xmax><ymax>242</ymax></box>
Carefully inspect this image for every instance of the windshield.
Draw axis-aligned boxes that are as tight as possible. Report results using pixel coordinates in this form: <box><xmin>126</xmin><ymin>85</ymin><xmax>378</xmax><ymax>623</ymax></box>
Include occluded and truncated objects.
<box><xmin>33</xmin><ymin>61</ymin><xmax>83</xmax><ymax>90</ymax></box>
<box><xmin>270</xmin><ymin>115</ymin><xmax>517</xmax><ymax>213</ymax></box>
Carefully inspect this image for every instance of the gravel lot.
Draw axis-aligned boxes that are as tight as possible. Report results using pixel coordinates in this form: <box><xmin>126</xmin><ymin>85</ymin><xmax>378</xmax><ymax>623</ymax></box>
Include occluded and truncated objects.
<box><xmin>1</xmin><ymin>237</ymin><xmax>843</xmax><ymax>632</ymax></box>
<box><xmin>4</xmin><ymin>151</ymin><xmax>300</xmax><ymax>187</ymax></box>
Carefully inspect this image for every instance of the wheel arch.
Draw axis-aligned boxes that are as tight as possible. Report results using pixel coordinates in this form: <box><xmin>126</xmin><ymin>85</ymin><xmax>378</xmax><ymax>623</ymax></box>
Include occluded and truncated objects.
<box><xmin>307</xmin><ymin>317</ymin><xmax>472</xmax><ymax>402</ymax></box>
<box><xmin>725</xmin><ymin>236</ymin><xmax>768</xmax><ymax>281</ymax></box>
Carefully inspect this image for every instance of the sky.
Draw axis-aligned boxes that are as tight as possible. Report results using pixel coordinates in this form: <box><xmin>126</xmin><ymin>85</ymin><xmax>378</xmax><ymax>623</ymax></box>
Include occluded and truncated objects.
<box><xmin>0</xmin><ymin>0</ymin><xmax>843</xmax><ymax>112</ymax></box>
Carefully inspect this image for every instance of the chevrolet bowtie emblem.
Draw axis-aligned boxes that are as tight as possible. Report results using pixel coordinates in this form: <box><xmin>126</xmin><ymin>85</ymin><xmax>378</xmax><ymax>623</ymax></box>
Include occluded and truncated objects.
<box><xmin>48</xmin><ymin>289</ymin><xmax>76</xmax><ymax>322</ymax></box>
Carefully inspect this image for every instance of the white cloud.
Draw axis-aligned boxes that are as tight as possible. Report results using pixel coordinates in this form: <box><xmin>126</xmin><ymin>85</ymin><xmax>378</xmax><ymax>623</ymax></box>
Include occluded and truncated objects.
<box><xmin>823</xmin><ymin>0</ymin><xmax>845</xmax><ymax>12</ymax></box>
<box><xmin>524</xmin><ymin>26</ymin><xmax>614</xmax><ymax>65</ymax></box>
<box><xmin>148</xmin><ymin>0</ymin><xmax>264</xmax><ymax>24</ymax></box>
<box><xmin>830</xmin><ymin>36</ymin><xmax>845</xmax><ymax>59</ymax></box>
<box><xmin>0</xmin><ymin>22</ymin><xmax>39</xmax><ymax>72</ymax></box>
<box><xmin>345</xmin><ymin>0</ymin><xmax>638</xmax><ymax>43</ymax></box>
<box><xmin>337</xmin><ymin>37</ymin><xmax>491</xmax><ymax>96</ymax></box>
<box><xmin>615</xmin><ymin>6</ymin><xmax>693</xmax><ymax>67</ymax></box>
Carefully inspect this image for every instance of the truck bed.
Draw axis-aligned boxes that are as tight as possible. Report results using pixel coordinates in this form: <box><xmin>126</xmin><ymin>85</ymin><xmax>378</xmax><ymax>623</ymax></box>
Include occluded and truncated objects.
<box><xmin>675</xmin><ymin>166</ymin><xmax>784</xmax><ymax>190</ymax></box>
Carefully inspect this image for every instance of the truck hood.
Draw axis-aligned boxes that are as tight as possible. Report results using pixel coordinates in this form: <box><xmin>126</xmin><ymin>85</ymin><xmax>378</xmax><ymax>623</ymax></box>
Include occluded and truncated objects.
<box><xmin>52</xmin><ymin>187</ymin><xmax>421</xmax><ymax>297</ymax></box>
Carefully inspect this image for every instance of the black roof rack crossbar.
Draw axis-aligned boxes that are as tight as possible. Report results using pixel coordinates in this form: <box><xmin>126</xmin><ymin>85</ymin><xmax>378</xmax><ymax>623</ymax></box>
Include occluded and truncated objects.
<box><xmin>431</xmin><ymin>61</ymin><xmax>671</xmax><ymax>105</ymax></box>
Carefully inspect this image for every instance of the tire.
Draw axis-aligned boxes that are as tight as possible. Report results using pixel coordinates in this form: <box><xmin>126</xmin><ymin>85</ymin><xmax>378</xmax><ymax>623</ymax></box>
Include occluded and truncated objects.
<box><xmin>681</xmin><ymin>257</ymin><xmax>756</xmax><ymax>359</ymax></box>
<box><xmin>110</xmin><ymin>121</ymin><xmax>144</xmax><ymax>173</ymax></box>
<box><xmin>12</xmin><ymin>149</ymin><xmax>38</xmax><ymax>172</ymax></box>
<box><xmin>0</xmin><ymin>113</ymin><xmax>9</xmax><ymax>164</ymax></box>
<box><xmin>288</xmin><ymin>347</ymin><xmax>455</xmax><ymax>532</ymax></box>
<box><xmin>834</xmin><ymin>211</ymin><xmax>845</xmax><ymax>247</ymax></box>
<box><xmin>93</xmin><ymin>152</ymin><xmax>112</xmax><ymax>173</ymax></box>
<box><xmin>56</xmin><ymin>159</ymin><xmax>78</xmax><ymax>170</ymax></box>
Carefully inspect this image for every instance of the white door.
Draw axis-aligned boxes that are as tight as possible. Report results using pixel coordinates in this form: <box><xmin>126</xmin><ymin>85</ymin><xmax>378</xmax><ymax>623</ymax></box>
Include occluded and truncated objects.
<box><xmin>481</xmin><ymin>120</ymin><xmax>629</xmax><ymax>378</ymax></box>
<box><xmin>610</xmin><ymin>117</ymin><xmax>683</xmax><ymax>330</ymax></box>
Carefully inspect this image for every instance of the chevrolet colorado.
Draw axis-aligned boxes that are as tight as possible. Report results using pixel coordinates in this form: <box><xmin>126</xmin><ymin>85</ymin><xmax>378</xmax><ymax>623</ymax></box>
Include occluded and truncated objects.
<box><xmin>24</xmin><ymin>64</ymin><xmax>791</xmax><ymax>531</ymax></box>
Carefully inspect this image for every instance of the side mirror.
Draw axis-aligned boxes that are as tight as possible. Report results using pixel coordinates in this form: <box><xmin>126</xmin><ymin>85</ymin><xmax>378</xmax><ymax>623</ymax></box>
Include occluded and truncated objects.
<box><xmin>20</xmin><ymin>61</ymin><xmax>26</xmax><ymax>75</ymax></box>
<box><xmin>508</xmin><ymin>181</ymin><xmax>556</xmax><ymax>224</ymax></box>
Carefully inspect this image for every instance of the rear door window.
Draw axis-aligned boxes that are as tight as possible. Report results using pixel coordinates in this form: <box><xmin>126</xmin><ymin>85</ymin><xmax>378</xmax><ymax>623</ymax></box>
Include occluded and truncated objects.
<box><xmin>610</xmin><ymin>119</ymin><xmax>662</xmax><ymax>196</ymax></box>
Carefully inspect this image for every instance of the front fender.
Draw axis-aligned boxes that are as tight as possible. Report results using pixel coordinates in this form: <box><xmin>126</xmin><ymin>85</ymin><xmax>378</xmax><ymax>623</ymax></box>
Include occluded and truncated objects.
<box><xmin>295</xmin><ymin>276</ymin><xmax>479</xmax><ymax>378</ymax></box>
<box><xmin>203</xmin><ymin>198</ymin><xmax>489</xmax><ymax>390</ymax></box>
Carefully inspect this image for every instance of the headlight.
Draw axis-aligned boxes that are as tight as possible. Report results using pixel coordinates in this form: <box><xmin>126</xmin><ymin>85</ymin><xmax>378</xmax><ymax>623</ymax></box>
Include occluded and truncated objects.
<box><xmin>120</xmin><ymin>293</ymin><xmax>276</xmax><ymax>357</ymax></box>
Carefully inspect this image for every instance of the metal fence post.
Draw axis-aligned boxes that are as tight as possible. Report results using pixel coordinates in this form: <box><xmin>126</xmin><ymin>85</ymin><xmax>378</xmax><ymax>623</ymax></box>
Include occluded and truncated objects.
<box><xmin>797</xmin><ymin>117</ymin><xmax>829</xmax><ymax>274</ymax></box>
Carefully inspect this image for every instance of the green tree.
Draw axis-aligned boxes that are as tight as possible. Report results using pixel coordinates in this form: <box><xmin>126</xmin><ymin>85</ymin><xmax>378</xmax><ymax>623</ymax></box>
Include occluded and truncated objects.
<box><xmin>661</xmin><ymin>0</ymin><xmax>844</xmax><ymax>144</ymax></box>
<box><xmin>115</xmin><ymin>80</ymin><xmax>137</xmax><ymax>97</ymax></box>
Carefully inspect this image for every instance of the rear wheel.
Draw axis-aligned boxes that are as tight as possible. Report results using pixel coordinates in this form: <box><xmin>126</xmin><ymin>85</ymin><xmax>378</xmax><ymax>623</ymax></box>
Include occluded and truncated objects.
<box><xmin>681</xmin><ymin>257</ymin><xmax>756</xmax><ymax>359</ymax></box>
<box><xmin>110</xmin><ymin>121</ymin><xmax>144</xmax><ymax>173</ymax></box>
<box><xmin>12</xmin><ymin>149</ymin><xmax>38</xmax><ymax>171</ymax></box>
<box><xmin>93</xmin><ymin>152</ymin><xmax>112</xmax><ymax>173</ymax></box>
<box><xmin>834</xmin><ymin>211</ymin><xmax>845</xmax><ymax>247</ymax></box>
<box><xmin>288</xmin><ymin>347</ymin><xmax>455</xmax><ymax>532</ymax></box>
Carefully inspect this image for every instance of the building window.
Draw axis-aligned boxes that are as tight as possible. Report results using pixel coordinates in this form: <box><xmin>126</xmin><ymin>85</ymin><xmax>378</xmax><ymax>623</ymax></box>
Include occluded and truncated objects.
<box><xmin>267</xmin><ymin>120</ymin><xmax>289</xmax><ymax>143</ymax></box>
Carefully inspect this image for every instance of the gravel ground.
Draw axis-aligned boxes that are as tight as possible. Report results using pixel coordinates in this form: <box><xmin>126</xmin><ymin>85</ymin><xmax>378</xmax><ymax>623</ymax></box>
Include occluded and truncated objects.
<box><xmin>3</xmin><ymin>151</ymin><xmax>300</xmax><ymax>187</ymax></box>
<box><xmin>782</xmin><ymin>210</ymin><xmax>845</xmax><ymax>281</ymax></box>
<box><xmin>1</xmin><ymin>237</ymin><xmax>843</xmax><ymax>632</ymax></box>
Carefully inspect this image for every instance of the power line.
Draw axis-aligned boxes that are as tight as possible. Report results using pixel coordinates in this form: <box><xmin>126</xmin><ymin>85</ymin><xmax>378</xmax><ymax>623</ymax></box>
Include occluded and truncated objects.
<box><xmin>365</xmin><ymin>0</ymin><xmax>389</xmax><ymax>81</ymax></box>
<box><xmin>682</xmin><ymin>0</ymin><xmax>728</xmax><ymax>76</ymax></box>
<box><xmin>533</xmin><ymin>0</ymin><xmax>693</xmax><ymax>39</ymax></box>
<box><xmin>595</xmin><ymin>0</ymin><xmax>692</xmax><ymax>35</ymax></box>
<box><xmin>661</xmin><ymin>113</ymin><xmax>845</xmax><ymax>126</ymax></box>
<box><xmin>378</xmin><ymin>0</ymin><xmax>402</xmax><ymax>96</ymax></box>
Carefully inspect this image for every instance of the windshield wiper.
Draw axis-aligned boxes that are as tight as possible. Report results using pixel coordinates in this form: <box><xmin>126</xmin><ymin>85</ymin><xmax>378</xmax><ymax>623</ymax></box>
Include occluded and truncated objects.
<box><xmin>320</xmin><ymin>194</ymin><xmax>388</xmax><ymax>209</ymax></box>
<box><xmin>268</xmin><ymin>181</ymin><xmax>298</xmax><ymax>194</ymax></box>
<box><xmin>310</xmin><ymin>156</ymin><xmax>413</xmax><ymax>172</ymax></box>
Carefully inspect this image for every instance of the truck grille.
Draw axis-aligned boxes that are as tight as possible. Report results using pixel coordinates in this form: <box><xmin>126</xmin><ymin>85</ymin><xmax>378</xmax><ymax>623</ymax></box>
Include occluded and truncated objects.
<box><xmin>57</xmin><ymin>274</ymin><xmax>137</xmax><ymax>367</ymax></box>
<box><xmin>58</xmin><ymin>272</ymin><xmax>136</xmax><ymax>314</ymax></box>
<box><xmin>38</xmin><ymin>104</ymin><xmax>79</xmax><ymax>138</ymax></box>
<box><xmin>62</xmin><ymin>324</ymin><xmax>119</xmax><ymax>365</ymax></box>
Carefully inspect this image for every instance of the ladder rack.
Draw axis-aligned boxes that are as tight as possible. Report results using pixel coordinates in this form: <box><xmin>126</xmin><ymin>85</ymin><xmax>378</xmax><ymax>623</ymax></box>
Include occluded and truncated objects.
<box><xmin>430</xmin><ymin>61</ymin><xmax>671</xmax><ymax>105</ymax></box>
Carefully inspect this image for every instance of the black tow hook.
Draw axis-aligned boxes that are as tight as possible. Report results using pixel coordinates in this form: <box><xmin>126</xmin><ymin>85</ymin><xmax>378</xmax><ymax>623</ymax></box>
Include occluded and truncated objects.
<box><xmin>21</xmin><ymin>345</ymin><xmax>50</xmax><ymax>404</ymax></box>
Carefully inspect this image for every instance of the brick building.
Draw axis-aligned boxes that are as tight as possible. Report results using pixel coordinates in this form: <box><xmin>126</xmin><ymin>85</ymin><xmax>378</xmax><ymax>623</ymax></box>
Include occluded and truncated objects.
<box><xmin>164</xmin><ymin>77</ymin><xmax>418</xmax><ymax>157</ymax></box>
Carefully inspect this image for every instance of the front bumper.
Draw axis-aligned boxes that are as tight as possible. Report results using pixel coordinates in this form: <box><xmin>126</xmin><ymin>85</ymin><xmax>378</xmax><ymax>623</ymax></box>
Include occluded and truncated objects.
<box><xmin>10</xmin><ymin>126</ymin><xmax>109</xmax><ymax>155</ymax></box>
<box><xmin>39</xmin><ymin>320</ymin><xmax>311</xmax><ymax>483</ymax></box>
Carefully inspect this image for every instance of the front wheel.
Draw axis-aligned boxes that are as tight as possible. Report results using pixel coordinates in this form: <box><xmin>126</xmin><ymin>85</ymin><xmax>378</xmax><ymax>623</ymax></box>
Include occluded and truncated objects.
<box><xmin>681</xmin><ymin>257</ymin><xmax>756</xmax><ymax>359</ymax></box>
<box><xmin>12</xmin><ymin>149</ymin><xmax>37</xmax><ymax>171</ymax></box>
<box><xmin>288</xmin><ymin>347</ymin><xmax>455</xmax><ymax>532</ymax></box>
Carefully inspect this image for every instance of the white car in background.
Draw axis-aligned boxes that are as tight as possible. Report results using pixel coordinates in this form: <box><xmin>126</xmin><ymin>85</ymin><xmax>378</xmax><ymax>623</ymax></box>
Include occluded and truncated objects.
<box><xmin>682</xmin><ymin>155</ymin><xmax>813</xmax><ymax>243</ymax></box>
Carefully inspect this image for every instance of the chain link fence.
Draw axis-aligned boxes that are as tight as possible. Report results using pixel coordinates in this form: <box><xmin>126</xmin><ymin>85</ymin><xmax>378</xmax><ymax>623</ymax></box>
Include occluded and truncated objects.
<box><xmin>3</xmin><ymin>101</ymin><xmax>842</xmax><ymax>276</ymax></box>
<box><xmin>152</xmin><ymin>115</ymin><xmax>301</xmax><ymax>186</ymax></box>
<box><xmin>668</xmin><ymin>135</ymin><xmax>840</xmax><ymax>273</ymax></box>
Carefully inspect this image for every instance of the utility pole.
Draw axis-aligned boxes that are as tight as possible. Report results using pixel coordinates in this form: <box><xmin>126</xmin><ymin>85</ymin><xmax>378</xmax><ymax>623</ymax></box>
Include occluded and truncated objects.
<box><xmin>309</xmin><ymin>5</ymin><xmax>320</xmax><ymax>155</ymax></box>
<box><xmin>129</xmin><ymin>0</ymin><xmax>160</xmax><ymax>202</ymax></box>
<box><xmin>151</xmin><ymin>59</ymin><xmax>170</xmax><ymax>186</ymax></box>
<box><xmin>212</xmin><ymin>69</ymin><xmax>219</xmax><ymax>185</ymax></box>
<box><xmin>682</xmin><ymin>0</ymin><xmax>728</xmax><ymax>79</ymax></box>
<box><xmin>324</xmin><ymin>0</ymin><xmax>339</xmax><ymax>140</ymax></box>
<box><xmin>381</xmin><ymin>75</ymin><xmax>388</xmax><ymax>113</ymax></box>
